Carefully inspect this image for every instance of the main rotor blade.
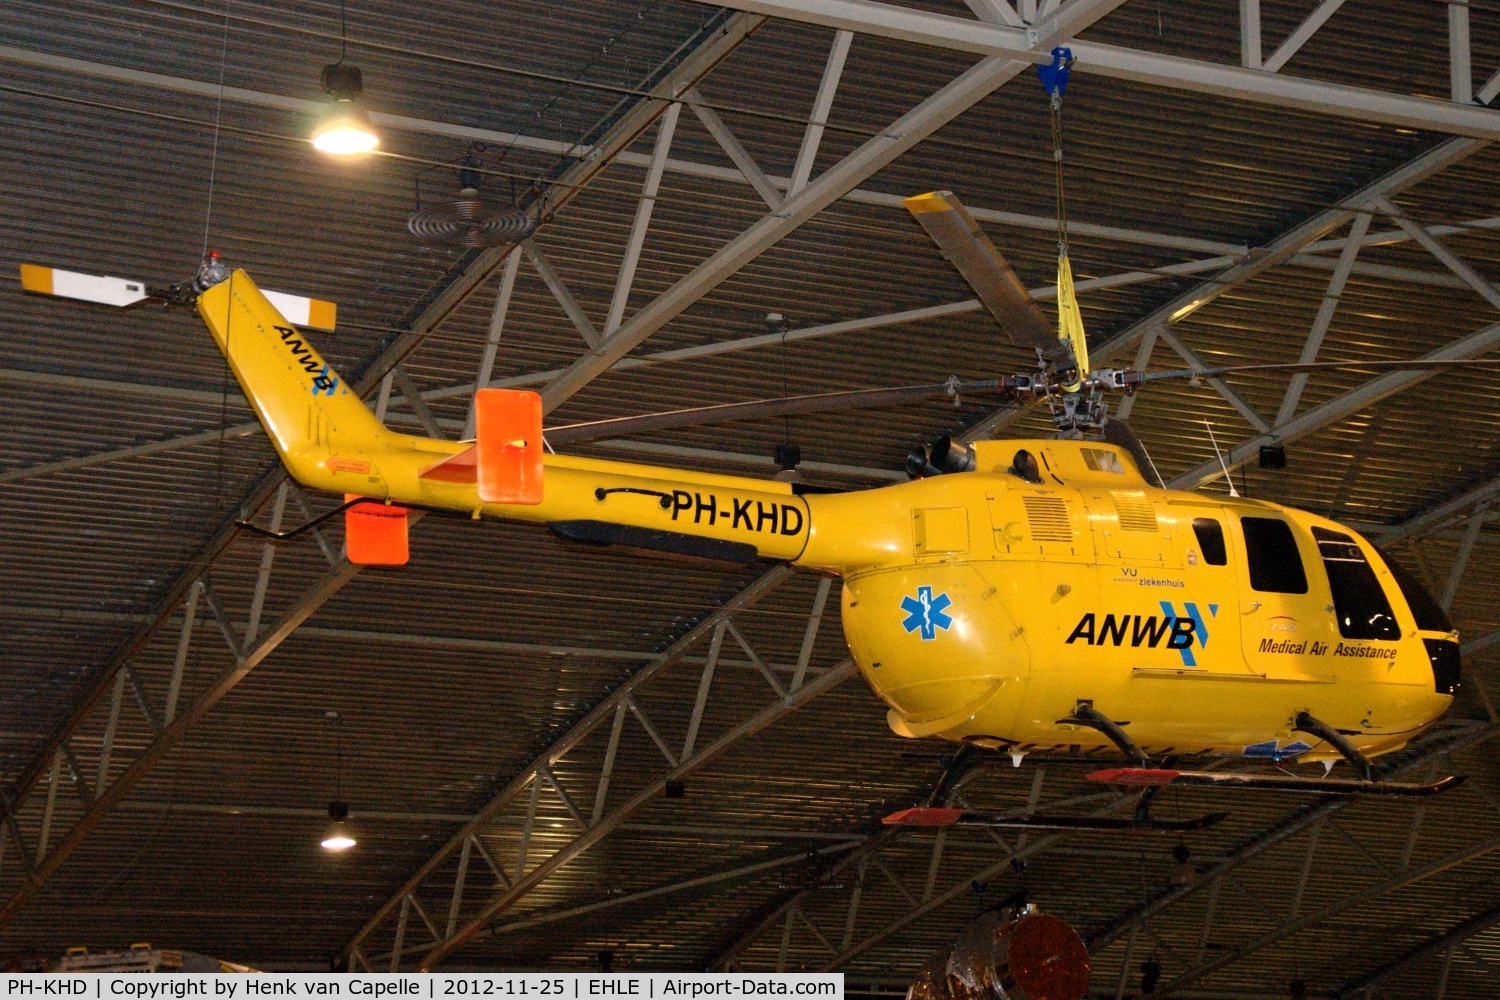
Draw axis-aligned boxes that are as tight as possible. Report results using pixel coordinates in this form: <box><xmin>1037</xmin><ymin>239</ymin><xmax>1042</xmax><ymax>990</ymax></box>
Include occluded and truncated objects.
<box><xmin>1139</xmin><ymin>357</ymin><xmax>1500</xmax><ymax>382</ymax></box>
<box><xmin>546</xmin><ymin>381</ymin><xmax>1002</xmax><ymax>445</ymax></box>
<box><xmin>903</xmin><ymin>191</ymin><xmax>1068</xmax><ymax>364</ymax></box>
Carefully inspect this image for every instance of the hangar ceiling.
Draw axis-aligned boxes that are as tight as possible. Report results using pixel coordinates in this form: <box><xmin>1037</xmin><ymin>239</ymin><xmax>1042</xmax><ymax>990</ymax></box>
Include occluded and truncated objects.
<box><xmin>2</xmin><ymin>0</ymin><xmax>1500</xmax><ymax>995</ymax></box>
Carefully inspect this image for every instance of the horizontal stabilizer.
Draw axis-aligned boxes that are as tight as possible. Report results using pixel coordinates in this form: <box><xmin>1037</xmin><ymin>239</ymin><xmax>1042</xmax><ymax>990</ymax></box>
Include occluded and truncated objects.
<box><xmin>1089</xmin><ymin>767</ymin><xmax>1465</xmax><ymax>797</ymax></box>
<box><xmin>419</xmin><ymin>446</ymin><xmax>478</xmax><ymax>484</ymax></box>
<box><xmin>21</xmin><ymin>264</ymin><xmax>149</xmax><ymax>307</ymax></box>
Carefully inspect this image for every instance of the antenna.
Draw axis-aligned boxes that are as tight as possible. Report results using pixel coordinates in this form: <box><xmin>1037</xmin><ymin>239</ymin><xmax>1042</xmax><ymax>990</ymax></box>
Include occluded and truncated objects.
<box><xmin>1203</xmin><ymin>419</ymin><xmax>1239</xmax><ymax>497</ymax></box>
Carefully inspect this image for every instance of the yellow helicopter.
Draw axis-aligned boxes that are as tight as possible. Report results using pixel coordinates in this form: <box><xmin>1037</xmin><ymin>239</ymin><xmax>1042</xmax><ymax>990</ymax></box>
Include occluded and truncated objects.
<box><xmin>22</xmin><ymin>191</ymin><xmax>1486</xmax><ymax>830</ymax></box>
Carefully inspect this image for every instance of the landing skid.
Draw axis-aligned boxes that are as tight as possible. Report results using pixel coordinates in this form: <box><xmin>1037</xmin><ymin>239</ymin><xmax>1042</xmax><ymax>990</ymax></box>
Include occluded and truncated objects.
<box><xmin>1089</xmin><ymin>768</ymin><xmax>1465</xmax><ymax>798</ymax></box>
<box><xmin>882</xmin><ymin>804</ymin><xmax>1228</xmax><ymax>832</ymax></box>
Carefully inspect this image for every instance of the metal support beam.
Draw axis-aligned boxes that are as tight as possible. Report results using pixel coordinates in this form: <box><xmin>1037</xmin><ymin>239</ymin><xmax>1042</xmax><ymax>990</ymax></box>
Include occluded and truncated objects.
<box><xmin>343</xmin><ymin>566</ymin><xmax>795</xmax><ymax>962</ymax></box>
<box><xmin>717</xmin><ymin>0</ymin><xmax>1500</xmax><ymax>138</ymax></box>
<box><xmin>1381</xmin><ymin>473</ymin><xmax>1500</xmax><ymax>545</ymax></box>
<box><xmin>1372</xmin><ymin>197</ymin><xmax>1500</xmax><ymax>311</ymax></box>
<box><xmin>243</xmin><ymin>483</ymin><xmax>288</xmax><ymax>643</ymax></box>
<box><xmin>1451</xmin><ymin>0</ymin><xmax>1473</xmax><ymax>105</ymax></box>
<box><xmin>1170</xmin><ymin>319</ymin><xmax>1500</xmax><ymax>490</ymax></box>
<box><xmin>840</xmin><ymin>856</ymin><xmax>868</xmax><ymax>950</ymax></box>
<box><xmin>920</xmin><ymin>829</ymin><xmax>947</xmax><ymax>903</ymax></box>
<box><xmin>978</xmin><ymin>137</ymin><xmax>1485</xmax><ymax>440</ymax></box>
<box><xmin>0</xmin><ymin>557</ymin><xmax>361</xmax><ymax>928</ymax></box>
<box><xmin>463</xmin><ymin>250</ymin><xmax>522</xmax><ymax>440</ymax></box>
<box><xmin>390</xmin><ymin>897</ymin><xmax>410</xmax><ymax>974</ymax></box>
<box><xmin>0</xmin><ymin>422</ymin><xmax>261</xmax><ymax>484</ymax></box>
<box><xmin>682</xmin><ymin>622</ymin><xmax>726</xmax><ymax>761</ymax></box>
<box><xmin>605</xmin><ymin>102</ymin><xmax>682</xmax><ymax>336</ymax></box>
<box><xmin>791</xmin><ymin>577</ymin><xmax>833</xmax><ymax>693</ymax></box>
<box><xmin>1239</xmin><ymin>0</ymin><xmax>1261</xmax><ymax>68</ymax></box>
<box><xmin>420</xmin><ymin>659</ymin><xmax>857</xmax><ymax>969</ymax></box>
<box><xmin>788</xmin><ymin>30</ymin><xmax>854</xmax><ymax>197</ymax></box>
<box><xmin>536</xmin><ymin>0</ymin><xmax>1131</xmax><ymax>413</ymax></box>
<box><xmin>1153</xmin><ymin>832</ymin><xmax>1500</xmax><ymax>995</ymax></box>
<box><xmin>0</xmin><ymin>17</ymin><xmax>764</xmax><ymax>926</ymax></box>
<box><xmin>524</xmin><ymin>239</ymin><xmax>601</xmax><ymax>348</ymax></box>
<box><xmin>1085</xmin><ymin>724</ymin><xmax>1500</xmax><ymax>955</ymax></box>
<box><xmin>1261</xmin><ymin>0</ymin><xmax>1346</xmax><ymax>74</ymax></box>
<box><xmin>1286</xmin><ymin>818</ymin><xmax>1323</xmax><ymax>920</ymax></box>
<box><xmin>514</xmin><ymin>777</ymin><xmax>541</xmax><ymax>883</ymax></box>
<box><xmin>93</xmin><ymin>670</ymin><xmax>126</xmax><ymax>798</ymax></box>
<box><xmin>1441</xmin><ymin>505</ymin><xmax>1489</xmax><ymax>610</ymax></box>
<box><xmin>390</xmin><ymin>366</ymin><xmax>445</xmax><ymax>440</ymax></box>
<box><xmin>162</xmin><ymin>582</ymin><xmax>202</xmax><ymax>726</ymax></box>
<box><xmin>34</xmin><ymin>750</ymin><xmax>62</xmax><ymax>865</ymax></box>
<box><xmin>1336</xmin><ymin>898</ymin><xmax>1500</xmax><ymax>997</ymax></box>
<box><xmin>591</xmin><ymin>701</ymin><xmax>628</xmax><ymax>826</ymax></box>
<box><xmin>818</xmin><ymin>794</ymin><xmax>1131</xmax><ymax>971</ymax></box>
<box><xmin>964</xmin><ymin>0</ymin><xmax>1022</xmax><ymax>29</ymax></box>
<box><xmin>386</xmin><ymin>838</ymin><xmax>866</xmax><ymax>965</ymax></box>
<box><xmin>686</xmin><ymin>87</ymin><xmax>783</xmax><ymax>210</ymax></box>
<box><xmin>1275</xmin><ymin>211</ymin><xmax>1372</xmax><ymax>426</ymax></box>
<box><xmin>444</xmin><ymin>833</ymin><xmax>472</xmax><ymax>943</ymax></box>
<box><xmin>1156</xmin><ymin>326</ymin><xmax>1270</xmax><ymax>434</ymax></box>
<box><xmin>1481</xmin><ymin>61</ymin><xmax>1500</xmax><ymax>106</ymax></box>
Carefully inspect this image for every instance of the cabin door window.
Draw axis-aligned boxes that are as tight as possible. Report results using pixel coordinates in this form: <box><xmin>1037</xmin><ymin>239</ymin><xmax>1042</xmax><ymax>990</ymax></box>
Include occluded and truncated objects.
<box><xmin>1235</xmin><ymin>517</ymin><xmax>1333</xmax><ymax>679</ymax></box>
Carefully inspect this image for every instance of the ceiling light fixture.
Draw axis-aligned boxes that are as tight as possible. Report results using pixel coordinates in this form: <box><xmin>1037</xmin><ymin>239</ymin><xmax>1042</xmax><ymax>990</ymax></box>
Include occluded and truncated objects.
<box><xmin>311</xmin><ymin>1</ymin><xmax>378</xmax><ymax>156</ymax></box>
<box><xmin>320</xmin><ymin>710</ymin><xmax>357</xmax><ymax>852</ymax></box>
<box><xmin>321</xmin><ymin>800</ymin><xmax>356</xmax><ymax>851</ymax></box>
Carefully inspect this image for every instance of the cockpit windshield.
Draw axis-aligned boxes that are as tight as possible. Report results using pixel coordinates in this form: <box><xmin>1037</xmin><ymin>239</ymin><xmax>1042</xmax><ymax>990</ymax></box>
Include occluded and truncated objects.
<box><xmin>1312</xmin><ymin>527</ymin><xmax>1400</xmax><ymax>640</ymax></box>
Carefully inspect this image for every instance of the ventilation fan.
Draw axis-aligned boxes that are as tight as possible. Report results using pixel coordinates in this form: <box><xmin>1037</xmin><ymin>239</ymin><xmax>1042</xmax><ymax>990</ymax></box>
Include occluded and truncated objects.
<box><xmin>408</xmin><ymin>187</ymin><xmax>536</xmax><ymax>248</ymax></box>
<box><xmin>408</xmin><ymin>148</ymin><xmax>537</xmax><ymax>248</ymax></box>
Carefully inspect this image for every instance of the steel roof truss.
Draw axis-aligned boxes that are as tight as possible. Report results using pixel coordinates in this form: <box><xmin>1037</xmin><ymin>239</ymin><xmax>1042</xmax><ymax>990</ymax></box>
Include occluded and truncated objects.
<box><xmin>1169</xmin><ymin>317</ymin><xmax>1500</xmax><ymax>490</ymax></box>
<box><xmin>685</xmin><ymin>86</ymin><xmax>784</xmax><ymax>211</ymax></box>
<box><xmin>1371</xmin><ymin>197</ymin><xmax>1500</xmax><ymax>313</ymax></box>
<box><xmin>0</xmin><ymin>18</ymin><xmax>767</xmax><ymax>921</ymax></box>
<box><xmin>537</xmin><ymin>0</ymin><xmax>1130</xmax><ymax>412</ymax></box>
<box><xmin>345</xmin><ymin>565</ymin><xmax>796</xmax><ymax>965</ymax></box>
<box><xmin>788</xmin><ymin>30</ymin><xmax>855</xmax><ymax>198</ymax></box>
<box><xmin>418</xmin><ymin>656</ymin><xmax>858</xmax><ymax>968</ymax></box>
<box><xmin>606</xmin><ymin>102</ymin><xmax>683</xmax><ymax>337</ymax></box>
<box><xmin>523</xmin><ymin>240</ymin><xmax>601</xmax><ymax>349</ymax></box>
<box><xmin>463</xmin><ymin>252</ymin><xmax>522</xmax><ymax>440</ymax></box>
<box><xmin>1155</xmin><ymin>829</ymin><xmax>1500</xmax><ymax>995</ymax></box>
<box><xmin>1275</xmin><ymin>211</ymin><xmax>1374</xmax><ymax>427</ymax></box>
<box><xmin>407</xmin><ymin>603</ymin><xmax>855</xmax><ymax>967</ymax></box>
<box><xmin>1082</xmin><ymin>724</ymin><xmax>1500</xmax><ymax>956</ymax></box>
<box><xmin>974</xmin><ymin>137</ymin><xmax>1487</xmax><ymax>441</ymax></box>
<box><xmin>725</xmin><ymin>0</ymin><xmax>1500</xmax><ymax>139</ymax></box>
<box><xmin>0</xmin><ymin>543</ymin><xmax>364</xmax><ymax>928</ymax></box>
<box><xmin>1451</xmin><ymin>2</ymin><xmax>1472</xmax><ymax>105</ymax></box>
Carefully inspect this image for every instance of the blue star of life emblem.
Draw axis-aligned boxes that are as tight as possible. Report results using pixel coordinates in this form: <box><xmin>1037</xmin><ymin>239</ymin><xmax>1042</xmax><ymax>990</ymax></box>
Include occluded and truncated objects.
<box><xmin>901</xmin><ymin>586</ymin><xmax>953</xmax><ymax>641</ymax></box>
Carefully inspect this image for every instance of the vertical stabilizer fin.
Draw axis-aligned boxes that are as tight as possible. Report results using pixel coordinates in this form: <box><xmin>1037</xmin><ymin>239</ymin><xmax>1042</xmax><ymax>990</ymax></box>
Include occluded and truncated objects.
<box><xmin>195</xmin><ymin>270</ymin><xmax>387</xmax><ymax>490</ymax></box>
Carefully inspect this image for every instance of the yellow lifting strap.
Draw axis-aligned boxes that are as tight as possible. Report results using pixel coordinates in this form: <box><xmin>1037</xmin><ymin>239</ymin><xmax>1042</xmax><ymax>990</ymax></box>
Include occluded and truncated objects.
<box><xmin>1056</xmin><ymin>251</ymin><xmax>1089</xmax><ymax>386</ymax></box>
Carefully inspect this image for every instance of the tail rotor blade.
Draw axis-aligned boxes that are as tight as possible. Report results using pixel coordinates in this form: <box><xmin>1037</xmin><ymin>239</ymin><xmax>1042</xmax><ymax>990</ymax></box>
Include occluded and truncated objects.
<box><xmin>20</xmin><ymin>264</ymin><xmax>150</xmax><ymax>308</ymax></box>
<box><xmin>904</xmin><ymin>191</ymin><xmax>1067</xmax><ymax>365</ymax></box>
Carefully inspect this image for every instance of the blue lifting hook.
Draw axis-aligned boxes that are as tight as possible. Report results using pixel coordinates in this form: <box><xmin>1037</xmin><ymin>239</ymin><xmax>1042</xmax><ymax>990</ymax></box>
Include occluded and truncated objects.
<box><xmin>1036</xmin><ymin>45</ymin><xmax>1074</xmax><ymax>98</ymax></box>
